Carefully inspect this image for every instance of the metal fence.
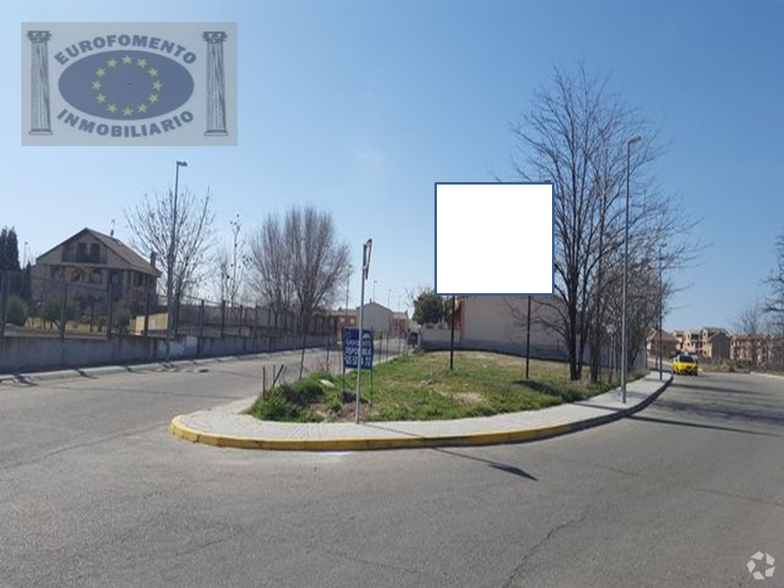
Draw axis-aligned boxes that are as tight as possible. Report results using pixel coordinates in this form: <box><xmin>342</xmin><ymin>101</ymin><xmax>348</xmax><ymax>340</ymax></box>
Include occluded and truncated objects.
<box><xmin>0</xmin><ymin>269</ymin><xmax>339</xmax><ymax>343</ymax></box>
<box><xmin>0</xmin><ymin>269</ymin><xmax>120</xmax><ymax>339</ymax></box>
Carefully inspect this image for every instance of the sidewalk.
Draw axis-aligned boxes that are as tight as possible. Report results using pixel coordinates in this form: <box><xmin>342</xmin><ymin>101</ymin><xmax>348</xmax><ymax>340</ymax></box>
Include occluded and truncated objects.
<box><xmin>0</xmin><ymin>347</ymin><xmax>313</xmax><ymax>385</ymax></box>
<box><xmin>170</xmin><ymin>371</ymin><xmax>673</xmax><ymax>451</ymax></box>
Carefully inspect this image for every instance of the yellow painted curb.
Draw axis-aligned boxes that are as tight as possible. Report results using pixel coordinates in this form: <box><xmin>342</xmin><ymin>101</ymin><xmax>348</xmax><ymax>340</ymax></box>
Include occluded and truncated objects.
<box><xmin>169</xmin><ymin>415</ymin><xmax>573</xmax><ymax>451</ymax></box>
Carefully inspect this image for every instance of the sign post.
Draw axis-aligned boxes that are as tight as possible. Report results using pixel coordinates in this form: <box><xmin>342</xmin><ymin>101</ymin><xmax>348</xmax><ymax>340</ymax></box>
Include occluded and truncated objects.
<box><xmin>355</xmin><ymin>238</ymin><xmax>372</xmax><ymax>422</ymax></box>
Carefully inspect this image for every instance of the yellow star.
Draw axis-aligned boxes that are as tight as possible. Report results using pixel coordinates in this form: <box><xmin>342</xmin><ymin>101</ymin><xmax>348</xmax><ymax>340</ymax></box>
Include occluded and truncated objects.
<box><xmin>96</xmin><ymin>67</ymin><xmax>106</xmax><ymax>77</ymax></box>
<box><xmin>92</xmin><ymin>80</ymin><xmax>101</xmax><ymax>90</ymax></box>
<box><xmin>107</xmin><ymin>104</ymin><xmax>117</xmax><ymax>113</ymax></box>
<box><xmin>137</xmin><ymin>58</ymin><xmax>147</xmax><ymax>68</ymax></box>
<box><xmin>96</xmin><ymin>93</ymin><xmax>106</xmax><ymax>103</ymax></box>
<box><xmin>107</xmin><ymin>58</ymin><xmax>117</xmax><ymax>67</ymax></box>
<box><xmin>152</xmin><ymin>81</ymin><xmax>162</xmax><ymax>91</ymax></box>
<box><xmin>148</xmin><ymin>67</ymin><xmax>158</xmax><ymax>77</ymax></box>
<box><xmin>137</xmin><ymin>103</ymin><xmax>148</xmax><ymax>113</ymax></box>
<box><xmin>148</xmin><ymin>94</ymin><xmax>158</xmax><ymax>104</ymax></box>
<box><xmin>122</xmin><ymin>107</ymin><xmax>133</xmax><ymax>116</ymax></box>
<box><xmin>122</xmin><ymin>55</ymin><xmax>132</xmax><ymax>64</ymax></box>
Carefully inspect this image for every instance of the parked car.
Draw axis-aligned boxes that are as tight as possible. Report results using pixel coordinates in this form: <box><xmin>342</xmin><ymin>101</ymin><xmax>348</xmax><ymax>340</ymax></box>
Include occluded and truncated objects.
<box><xmin>672</xmin><ymin>353</ymin><xmax>699</xmax><ymax>376</ymax></box>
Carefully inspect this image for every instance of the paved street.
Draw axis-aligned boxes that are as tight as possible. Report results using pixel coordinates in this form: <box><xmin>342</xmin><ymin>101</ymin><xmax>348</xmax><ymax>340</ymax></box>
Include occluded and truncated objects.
<box><xmin>1</xmin><ymin>361</ymin><xmax>783</xmax><ymax>587</ymax></box>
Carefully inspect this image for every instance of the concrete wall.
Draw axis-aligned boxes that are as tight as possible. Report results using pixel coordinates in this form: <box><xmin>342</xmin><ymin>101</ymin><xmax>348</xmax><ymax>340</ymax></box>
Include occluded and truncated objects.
<box><xmin>420</xmin><ymin>295</ymin><xmax>646</xmax><ymax>368</ymax></box>
<box><xmin>461</xmin><ymin>296</ymin><xmax>563</xmax><ymax>353</ymax></box>
<box><xmin>420</xmin><ymin>296</ymin><xmax>568</xmax><ymax>361</ymax></box>
<box><xmin>420</xmin><ymin>326</ymin><xmax>568</xmax><ymax>362</ymax></box>
<box><xmin>0</xmin><ymin>333</ymin><xmax>329</xmax><ymax>374</ymax></box>
<box><xmin>356</xmin><ymin>302</ymin><xmax>393</xmax><ymax>333</ymax></box>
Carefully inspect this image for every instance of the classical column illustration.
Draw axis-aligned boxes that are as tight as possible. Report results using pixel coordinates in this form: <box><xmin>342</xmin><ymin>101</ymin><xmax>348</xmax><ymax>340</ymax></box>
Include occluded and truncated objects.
<box><xmin>202</xmin><ymin>31</ymin><xmax>228</xmax><ymax>136</ymax></box>
<box><xmin>27</xmin><ymin>30</ymin><xmax>52</xmax><ymax>135</ymax></box>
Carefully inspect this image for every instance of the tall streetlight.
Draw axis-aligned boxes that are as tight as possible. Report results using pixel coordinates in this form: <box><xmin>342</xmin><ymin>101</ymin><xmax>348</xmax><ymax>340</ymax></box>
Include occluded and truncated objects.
<box><xmin>659</xmin><ymin>242</ymin><xmax>665</xmax><ymax>380</ymax></box>
<box><xmin>621</xmin><ymin>136</ymin><xmax>641</xmax><ymax>402</ymax></box>
<box><xmin>166</xmin><ymin>160</ymin><xmax>188</xmax><ymax>362</ymax></box>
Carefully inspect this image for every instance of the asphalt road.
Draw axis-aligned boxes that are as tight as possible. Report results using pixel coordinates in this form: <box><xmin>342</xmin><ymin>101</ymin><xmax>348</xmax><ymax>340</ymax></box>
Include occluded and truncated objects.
<box><xmin>1</xmin><ymin>359</ymin><xmax>782</xmax><ymax>588</ymax></box>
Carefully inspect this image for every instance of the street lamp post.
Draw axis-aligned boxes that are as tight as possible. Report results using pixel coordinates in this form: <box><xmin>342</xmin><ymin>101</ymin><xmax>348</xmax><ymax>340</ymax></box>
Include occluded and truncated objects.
<box><xmin>659</xmin><ymin>243</ymin><xmax>665</xmax><ymax>380</ymax></box>
<box><xmin>621</xmin><ymin>135</ymin><xmax>641</xmax><ymax>403</ymax></box>
<box><xmin>166</xmin><ymin>160</ymin><xmax>188</xmax><ymax>362</ymax></box>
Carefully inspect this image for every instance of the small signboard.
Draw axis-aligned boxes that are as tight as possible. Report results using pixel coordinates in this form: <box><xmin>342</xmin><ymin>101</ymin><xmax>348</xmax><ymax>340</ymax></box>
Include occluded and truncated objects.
<box><xmin>343</xmin><ymin>328</ymin><xmax>373</xmax><ymax>369</ymax></box>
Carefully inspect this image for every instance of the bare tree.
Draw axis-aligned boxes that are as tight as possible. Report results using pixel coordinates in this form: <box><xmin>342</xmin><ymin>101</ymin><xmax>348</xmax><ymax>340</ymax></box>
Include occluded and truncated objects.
<box><xmin>510</xmin><ymin>63</ymin><xmax>699</xmax><ymax>380</ymax></box>
<box><xmin>247</xmin><ymin>214</ymin><xmax>294</xmax><ymax>314</ymax></box>
<box><xmin>210</xmin><ymin>244</ymin><xmax>233</xmax><ymax>304</ymax></box>
<box><xmin>210</xmin><ymin>216</ymin><xmax>246</xmax><ymax>308</ymax></box>
<box><xmin>247</xmin><ymin>206</ymin><xmax>350</xmax><ymax>376</ymax></box>
<box><xmin>733</xmin><ymin>301</ymin><xmax>764</xmax><ymax>369</ymax></box>
<box><xmin>286</xmin><ymin>207</ymin><xmax>350</xmax><ymax>328</ymax></box>
<box><xmin>124</xmin><ymin>188</ymin><xmax>215</xmax><ymax>321</ymax></box>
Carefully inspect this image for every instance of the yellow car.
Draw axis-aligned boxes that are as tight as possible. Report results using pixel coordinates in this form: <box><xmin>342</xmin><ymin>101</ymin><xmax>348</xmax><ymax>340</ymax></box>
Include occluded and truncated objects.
<box><xmin>672</xmin><ymin>354</ymin><xmax>698</xmax><ymax>376</ymax></box>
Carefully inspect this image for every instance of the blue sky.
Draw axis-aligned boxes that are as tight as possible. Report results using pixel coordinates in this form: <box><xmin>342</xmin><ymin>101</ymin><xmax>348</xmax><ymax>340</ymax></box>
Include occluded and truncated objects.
<box><xmin>7</xmin><ymin>1</ymin><xmax>784</xmax><ymax>330</ymax></box>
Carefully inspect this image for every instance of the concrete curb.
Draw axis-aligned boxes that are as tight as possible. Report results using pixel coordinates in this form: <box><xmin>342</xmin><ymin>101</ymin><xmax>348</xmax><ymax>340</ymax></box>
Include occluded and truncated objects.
<box><xmin>750</xmin><ymin>371</ymin><xmax>784</xmax><ymax>380</ymax></box>
<box><xmin>169</xmin><ymin>373</ymin><xmax>673</xmax><ymax>451</ymax></box>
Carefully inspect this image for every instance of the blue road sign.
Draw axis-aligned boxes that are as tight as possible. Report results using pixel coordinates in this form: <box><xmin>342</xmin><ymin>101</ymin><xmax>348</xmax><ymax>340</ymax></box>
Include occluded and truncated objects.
<box><xmin>343</xmin><ymin>328</ymin><xmax>373</xmax><ymax>369</ymax></box>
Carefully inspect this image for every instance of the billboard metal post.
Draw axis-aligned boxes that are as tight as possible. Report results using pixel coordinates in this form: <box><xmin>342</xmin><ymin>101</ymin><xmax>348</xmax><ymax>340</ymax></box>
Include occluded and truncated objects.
<box><xmin>342</xmin><ymin>326</ymin><xmax>347</xmax><ymax>392</ymax></box>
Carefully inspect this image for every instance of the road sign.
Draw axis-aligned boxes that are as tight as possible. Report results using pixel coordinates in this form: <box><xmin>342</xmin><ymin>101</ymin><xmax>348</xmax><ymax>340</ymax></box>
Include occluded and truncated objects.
<box><xmin>343</xmin><ymin>328</ymin><xmax>373</xmax><ymax>369</ymax></box>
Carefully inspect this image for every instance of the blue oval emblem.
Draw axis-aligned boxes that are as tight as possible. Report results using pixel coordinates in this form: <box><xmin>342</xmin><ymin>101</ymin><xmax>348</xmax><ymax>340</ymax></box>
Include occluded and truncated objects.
<box><xmin>58</xmin><ymin>50</ymin><xmax>193</xmax><ymax>120</ymax></box>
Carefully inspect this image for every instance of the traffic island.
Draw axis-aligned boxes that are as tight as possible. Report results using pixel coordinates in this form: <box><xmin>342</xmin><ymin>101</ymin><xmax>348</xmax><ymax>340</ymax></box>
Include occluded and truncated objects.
<box><xmin>170</xmin><ymin>370</ymin><xmax>673</xmax><ymax>451</ymax></box>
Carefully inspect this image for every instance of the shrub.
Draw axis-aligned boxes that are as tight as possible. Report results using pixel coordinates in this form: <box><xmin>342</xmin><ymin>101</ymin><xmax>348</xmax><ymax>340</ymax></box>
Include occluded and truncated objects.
<box><xmin>327</xmin><ymin>394</ymin><xmax>343</xmax><ymax>413</ymax></box>
<box><xmin>113</xmin><ymin>307</ymin><xmax>131</xmax><ymax>333</ymax></box>
<box><xmin>6</xmin><ymin>295</ymin><xmax>28</xmax><ymax>326</ymax></box>
<box><xmin>41</xmin><ymin>298</ymin><xmax>77</xmax><ymax>328</ymax></box>
<box><xmin>252</xmin><ymin>391</ymin><xmax>303</xmax><ymax>421</ymax></box>
<box><xmin>289</xmin><ymin>379</ymin><xmax>326</xmax><ymax>406</ymax></box>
